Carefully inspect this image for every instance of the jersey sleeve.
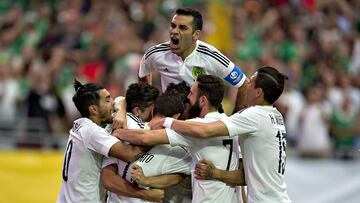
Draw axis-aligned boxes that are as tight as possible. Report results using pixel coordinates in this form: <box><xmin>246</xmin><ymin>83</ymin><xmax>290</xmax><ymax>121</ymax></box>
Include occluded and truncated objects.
<box><xmin>138</xmin><ymin>54</ymin><xmax>154</xmax><ymax>78</ymax></box>
<box><xmin>221</xmin><ymin>63</ymin><xmax>247</xmax><ymax>88</ymax></box>
<box><xmin>139</xmin><ymin>44</ymin><xmax>165</xmax><ymax>78</ymax></box>
<box><xmin>165</xmin><ymin>128</ymin><xmax>193</xmax><ymax>148</ymax></box>
<box><xmin>220</xmin><ymin>108</ymin><xmax>258</xmax><ymax>138</ymax></box>
<box><xmin>82</xmin><ymin>127</ymin><xmax>120</xmax><ymax>157</ymax></box>
<box><xmin>200</xmin><ymin>44</ymin><xmax>247</xmax><ymax>87</ymax></box>
<box><xmin>102</xmin><ymin>156</ymin><xmax>118</xmax><ymax>168</ymax></box>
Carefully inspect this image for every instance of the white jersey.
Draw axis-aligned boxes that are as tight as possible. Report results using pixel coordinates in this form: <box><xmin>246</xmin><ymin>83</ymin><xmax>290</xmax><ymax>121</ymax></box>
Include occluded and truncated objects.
<box><xmin>102</xmin><ymin>113</ymin><xmax>149</xmax><ymax>203</ymax></box>
<box><xmin>221</xmin><ymin>105</ymin><xmax>292</xmax><ymax>203</ymax></box>
<box><xmin>139</xmin><ymin>40</ymin><xmax>246</xmax><ymax>91</ymax></box>
<box><xmin>165</xmin><ymin>112</ymin><xmax>240</xmax><ymax>203</ymax></box>
<box><xmin>57</xmin><ymin>118</ymin><xmax>119</xmax><ymax>203</ymax></box>
<box><xmin>103</xmin><ymin>114</ymin><xmax>192</xmax><ymax>203</ymax></box>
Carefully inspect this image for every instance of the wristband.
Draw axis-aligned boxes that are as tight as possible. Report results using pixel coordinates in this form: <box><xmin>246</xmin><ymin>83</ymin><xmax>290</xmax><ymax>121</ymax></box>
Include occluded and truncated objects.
<box><xmin>163</xmin><ymin>117</ymin><xmax>174</xmax><ymax>129</ymax></box>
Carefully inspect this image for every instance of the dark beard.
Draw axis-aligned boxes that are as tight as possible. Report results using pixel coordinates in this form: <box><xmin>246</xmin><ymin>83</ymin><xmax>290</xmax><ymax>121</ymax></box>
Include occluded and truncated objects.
<box><xmin>188</xmin><ymin>100</ymin><xmax>201</xmax><ymax>119</ymax></box>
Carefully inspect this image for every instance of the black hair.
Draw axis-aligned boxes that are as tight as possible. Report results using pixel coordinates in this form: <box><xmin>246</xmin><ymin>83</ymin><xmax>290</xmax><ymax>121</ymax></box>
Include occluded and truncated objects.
<box><xmin>255</xmin><ymin>66</ymin><xmax>288</xmax><ymax>104</ymax></box>
<box><xmin>125</xmin><ymin>83</ymin><xmax>160</xmax><ymax>112</ymax></box>
<box><xmin>175</xmin><ymin>8</ymin><xmax>203</xmax><ymax>31</ymax></box>
<box><xmin>153</xmin><ymin>93</ymin><xmax>184</xmax><ymax>117</ymax></box>
<box><xmin>72</xmin><ymin>79</ymin><xmax>104</xmax><ymax>117</ymax></box>
<box><xmin>165</xmin><ymin>81</ymin><xmax>190</xmax><ymax>105</ymax></box>
<box><xmin>196</xmin><ymin>75</ymin><xmax>224</xmax><ymax>110</ymax></box>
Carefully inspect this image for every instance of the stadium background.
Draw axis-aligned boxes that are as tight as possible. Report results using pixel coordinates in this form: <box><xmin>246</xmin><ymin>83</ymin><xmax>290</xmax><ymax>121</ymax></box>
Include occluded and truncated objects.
<box><xmin>0</xmin><ymin>0</ymin><xmax>359</xmax><ymax>202</ymax></box>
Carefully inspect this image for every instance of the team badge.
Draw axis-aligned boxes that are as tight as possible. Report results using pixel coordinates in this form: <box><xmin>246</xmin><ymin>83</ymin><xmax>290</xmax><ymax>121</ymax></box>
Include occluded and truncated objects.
<box><xmin>192</xmin><ymin>67</ymin><xmax>205</xmax><ymax>78</ymax></box>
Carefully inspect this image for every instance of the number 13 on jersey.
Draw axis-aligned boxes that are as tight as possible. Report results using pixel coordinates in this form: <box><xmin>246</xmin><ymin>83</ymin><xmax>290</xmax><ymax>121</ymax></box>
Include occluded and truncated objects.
<box><xmin>276</xmin><ymin>131</ymin><xmax>286</xmax><ymax>175</ymax></box>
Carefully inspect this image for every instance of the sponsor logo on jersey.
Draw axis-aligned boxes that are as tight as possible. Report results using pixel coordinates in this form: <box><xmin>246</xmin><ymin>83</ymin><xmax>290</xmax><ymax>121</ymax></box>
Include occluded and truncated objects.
<box><xmin>224</xmin><ymin>66</ymin><xmax>244</xmax><ymax>86</ymax></box>
<box><xmin>191</xmin><ymin>67</ymin><xmax>205</xmax><ymax>78</ymax></box>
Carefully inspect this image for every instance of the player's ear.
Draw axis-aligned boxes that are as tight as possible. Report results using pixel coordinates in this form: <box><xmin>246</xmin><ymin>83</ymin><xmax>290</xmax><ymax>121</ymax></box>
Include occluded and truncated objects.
<box><xmin>199</xmin><ymin>95</ymin><xmax>207</xmax><ymax>106</ymax></box>
<box><xmin>132</xmin><ymin>107</ymin><xmax>141</xmax><ymax>117</ymax></box>
<box><xmin>193</xmin><ymin>30</ymin><xmax>201</xmax><ymax>40</ymax></box>
<box><xmin>89</xmin><ymin>105</ymin><xmax>98</xmax><ymax>115</ymax></box>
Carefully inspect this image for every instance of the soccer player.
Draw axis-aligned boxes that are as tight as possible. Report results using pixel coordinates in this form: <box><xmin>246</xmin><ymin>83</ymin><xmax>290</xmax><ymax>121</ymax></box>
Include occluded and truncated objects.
<box><xmin>150</xmin><ymin>66</ymin><xmax>293</xmax><ymax>203</ymax></box>
<box><xmin>138</xmin><ymin>7</ymin><xmax>248</xmax><ymax>111</ymax></box>
<box><xmin>101</xmin><ymin>83</ymin><xmax>163</xmax><ymax>203</ymax></box>
<box><xmin>57</xmin><ymin>80</ymin><xmax>147</xmax><ymax>203</ymax></box>
<box><xmin>114</xmin><ymin>75</ymin><xmax>241</xmax><ymax>203</ymax></box>
<box><xmin>128</xmin><ymin>92</ymin><xmax>193</xmax><ymax>203</ymax></box>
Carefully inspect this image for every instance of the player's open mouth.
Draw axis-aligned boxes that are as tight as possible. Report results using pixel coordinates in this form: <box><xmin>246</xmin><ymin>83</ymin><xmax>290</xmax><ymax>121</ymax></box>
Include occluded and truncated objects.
<box><xmin>170</xmin><ymin>36</ymin><xmax>180</xmax><ymax>49</ymax></box>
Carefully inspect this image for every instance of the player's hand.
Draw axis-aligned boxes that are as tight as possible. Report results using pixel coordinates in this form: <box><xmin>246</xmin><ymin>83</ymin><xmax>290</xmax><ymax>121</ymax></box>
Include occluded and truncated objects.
<box><xmin>149</xmin><ymin>117</ymin><xmax>166</xmax><ymax>130</ymax></box>
<box><xmin>130</xmin><ymin>164</ymin><xmax>147</xmax><ymax>186</ymax></box>
<box><xmin>113</xmin><ymin>110</ymin><xmax>127</xmax><ymax>129</ymax></box>
<box><xmin>195</xmin><ymin>159</ymin><xmax>216</xmax><ymax>180</ymax></box>
<box><xmin>112</xmin><ymin>96</ymin><xmax>127</xmax><ymax>129</ymax></box>
<box><xmin>144</xmin><ymin>188</ymin><xmax>164</xmax><ymax>202</ymax></box>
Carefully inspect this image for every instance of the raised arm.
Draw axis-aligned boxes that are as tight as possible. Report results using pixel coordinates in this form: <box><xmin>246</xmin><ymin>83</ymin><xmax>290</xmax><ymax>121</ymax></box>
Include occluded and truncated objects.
<box><xmin>139</xmin><ymin>74</ymin><xmax>152</xmax><ymax>85</ymax></box>
<box><xmin>112</xmin><ymin>96</ymin><xmax>127</xmax><ymax>129</ymax></box>
<box><xmin>195</xmin><ymin>159</ymin><xmax>246</xmax><ymax>186</ymax></box>
<box><xmin>101</xmin><ymin>164</ymin><xmax>164</xmax><ymax>202</ymax></box>
<box><xmin>131</xmin><ymin>164</ymin><xmax>184</xmax><ymax>189</ymax></box>
<box><xmin>112</xmin><ymin>129</ymin><xmax>169</xmax><ymax>146</ymax></box>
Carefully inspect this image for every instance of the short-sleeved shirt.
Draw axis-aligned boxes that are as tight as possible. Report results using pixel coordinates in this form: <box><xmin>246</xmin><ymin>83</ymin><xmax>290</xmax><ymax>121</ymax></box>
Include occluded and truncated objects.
<box><xmin>139</xmin><ymin>40</ymin><xmax>246</xmax><ymax>91</ymax></box>
<box><xmin>102</xmin><ymin>113</ymin><xmax>191</xmax><ymax>203</ymax></box>
<box><xmin>57</xmin><ymin>118</ymin><xmax>119</xmax><ymax>203</ymax></box>
<box><xmin>221</xmin><ymin>105</ymin><xmax>292</xmax><ymax>203</ymax></box>
<box><xmin>165</xmin><ymin>112</ymin><xmax>240</xmax><ymax>203</ymax></box>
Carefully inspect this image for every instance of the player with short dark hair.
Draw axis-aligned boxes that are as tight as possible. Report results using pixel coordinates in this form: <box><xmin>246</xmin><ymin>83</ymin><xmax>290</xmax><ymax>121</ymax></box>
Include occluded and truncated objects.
<box><xmin>115</xmin><ymin>75</ymin><xmax>241</xmax><ymax>203</ymax></box>
<box><xmin>150</xmin><ymin>66</ymin><xmax>292</xmax><ymax>203</ymax></box>
<box><xmin>138</xmin><ymin>7</ymin><xmax>248</xmax><ymax>112</ymax></box>
<box><xmin>57</xmin><ymin>80</ymin><xmax>147</xmax><ymax>203</ymax></box>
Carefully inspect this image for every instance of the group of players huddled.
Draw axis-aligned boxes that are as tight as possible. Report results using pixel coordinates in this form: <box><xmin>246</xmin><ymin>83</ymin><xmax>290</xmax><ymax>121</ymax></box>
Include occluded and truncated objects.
<box><xmin>57</xmin><ymin>7</ymin><xmax>292</xmax><ymax>203</ymax></box>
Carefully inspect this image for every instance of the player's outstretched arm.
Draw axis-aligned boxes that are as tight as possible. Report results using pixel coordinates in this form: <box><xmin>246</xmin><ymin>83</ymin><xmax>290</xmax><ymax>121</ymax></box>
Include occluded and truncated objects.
<box><xmin>113</xmin><ymin>129</ymin><xmax>169</xmax><ymax>146</ymax></box>
<box><xmin>195</xmin><ymin>159</ymin><xmax>246</xmax><ymax>186</ymax></box>
<box><xmin>170</xmin><ymin>119</ymin><xmax>229</xmax><ymax>139</ymax></box>
<box><xmin>101</xmin><ymin>164</ymin><xmax>164</xmax><ymax>202</ymax></box>
<box><xmin>108</xmin><ymin>141</ymin><xmax>148</xmax><ymax>162</ymax></box>
<box><xmin>131</xmin><ymin>164</ymin><xmax>184</xmax><ymax>188</ymax></box>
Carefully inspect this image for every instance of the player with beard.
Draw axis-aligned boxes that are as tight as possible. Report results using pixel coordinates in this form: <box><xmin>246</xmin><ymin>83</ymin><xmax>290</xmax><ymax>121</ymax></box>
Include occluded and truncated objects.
<box><xmin>138</xmin><ymin>7</ymin><xmax>248</xmax><ymax>112</ymax></box>
<box><xmin>57</xmin><ymin>80</ymin><xmax>147</xmax><ymax>203</ymax></box>
<box><xmin>114</xmin><ymin>75</ymin><xmax>242</xmax><ymax>203</ymax></box>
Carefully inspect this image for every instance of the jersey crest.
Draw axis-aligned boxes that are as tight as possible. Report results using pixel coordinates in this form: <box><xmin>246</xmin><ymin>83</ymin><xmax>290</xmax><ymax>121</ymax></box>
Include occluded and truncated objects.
<box><xmin>191</xmin><ymin>66</ymin><xmax>205</xmax><ymax>78</ymax></box>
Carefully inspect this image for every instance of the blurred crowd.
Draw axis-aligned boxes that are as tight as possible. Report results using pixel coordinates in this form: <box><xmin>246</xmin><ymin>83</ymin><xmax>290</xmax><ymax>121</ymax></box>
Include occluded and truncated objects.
<box><xmin>0</xmin><ymin>0</ymin><xmax>359</xmax><ymax>159</ymax></box>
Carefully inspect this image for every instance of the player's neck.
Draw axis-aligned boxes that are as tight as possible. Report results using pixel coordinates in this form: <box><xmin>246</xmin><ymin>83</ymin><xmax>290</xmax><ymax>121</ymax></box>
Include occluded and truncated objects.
<box><xmin>179</xmin><ymin>42</ymin><xmax>197</xmax><ymax>60</ymax></box>
<box><xmin>89</xmin><ymin>116</ymin><xmax>101</xmax><ymax>126</ymax></box>
<box><xmin>199</xmin><ymin>106</ymin><xmax>217</xmax><ymax>118</ymax></box>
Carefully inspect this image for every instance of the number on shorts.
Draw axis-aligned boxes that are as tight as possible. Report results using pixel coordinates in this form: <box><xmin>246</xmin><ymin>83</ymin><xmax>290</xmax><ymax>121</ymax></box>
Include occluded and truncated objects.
<box><xmin>62</xmin><ymin>140</ymin><xmax>73</xmax><ymax>181</ymax></box>
<box><xmin>276</xmin><ymin>131</ymin><xmax>286</xmax><ymax>175</ymax></box>
<box><xmin>222</xmin><ymin>139</ymin><xmax>233</xmax><ymax>171</ymax></box>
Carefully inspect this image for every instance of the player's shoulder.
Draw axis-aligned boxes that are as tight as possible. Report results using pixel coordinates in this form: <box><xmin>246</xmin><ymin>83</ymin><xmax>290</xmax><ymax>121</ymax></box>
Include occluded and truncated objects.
<box><xmin>195</xmin><ymin>40</ymin><xmax>231</xmax><ymax>68</ymax></box>
<box><xmin>126</xmin><ymin>112</ymin><xmax>145</xmax><ymax>129</ymax></box>
<box><xmin>143</xmin><ymin>41</ymin><xmax>171</xmax><ymax>60</ymax></box>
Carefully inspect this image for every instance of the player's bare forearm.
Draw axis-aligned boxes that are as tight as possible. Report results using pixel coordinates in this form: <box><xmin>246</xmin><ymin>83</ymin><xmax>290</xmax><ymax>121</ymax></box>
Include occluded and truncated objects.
<box><xmin>101</xmin><ymin>164</ymin><xmax>164</xmax><ymax>201</ymax></box>
<box><xmin>108</xmin><ymin>141</ymin><xmax>147</xmax><ymax>162</ymax></box>
<box><xmin>233</xmin><ymin>83</ymin><xmax>248</xmax><ymax>113</ymax></box>
<box><xmin>113</xmin><ymin>129</ymin><xmax>169</xmax><ymax>145</ymax></box>
<box><xmin>212</xmin><ymin>168</ymin><xmax>245</xmax><ymax>186</ymax></box>
<box><xmin>195</xmin><ymin>159</ymin><xmax>245</xmax><ymax>186</ymax></box>
<box><xmin>139</xmin><ymin>74</ymin><xmax>152</xmax><ymax>85</ymax></box>
<box><xmin>138</xmin><ymin>174</ymin><xmax>184</xmax><ymax>189</ymax></box>
<box><xmin>171</xmin><ymin>120</ymin><xmax>229</xmax><ymax>138</ymax></box>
